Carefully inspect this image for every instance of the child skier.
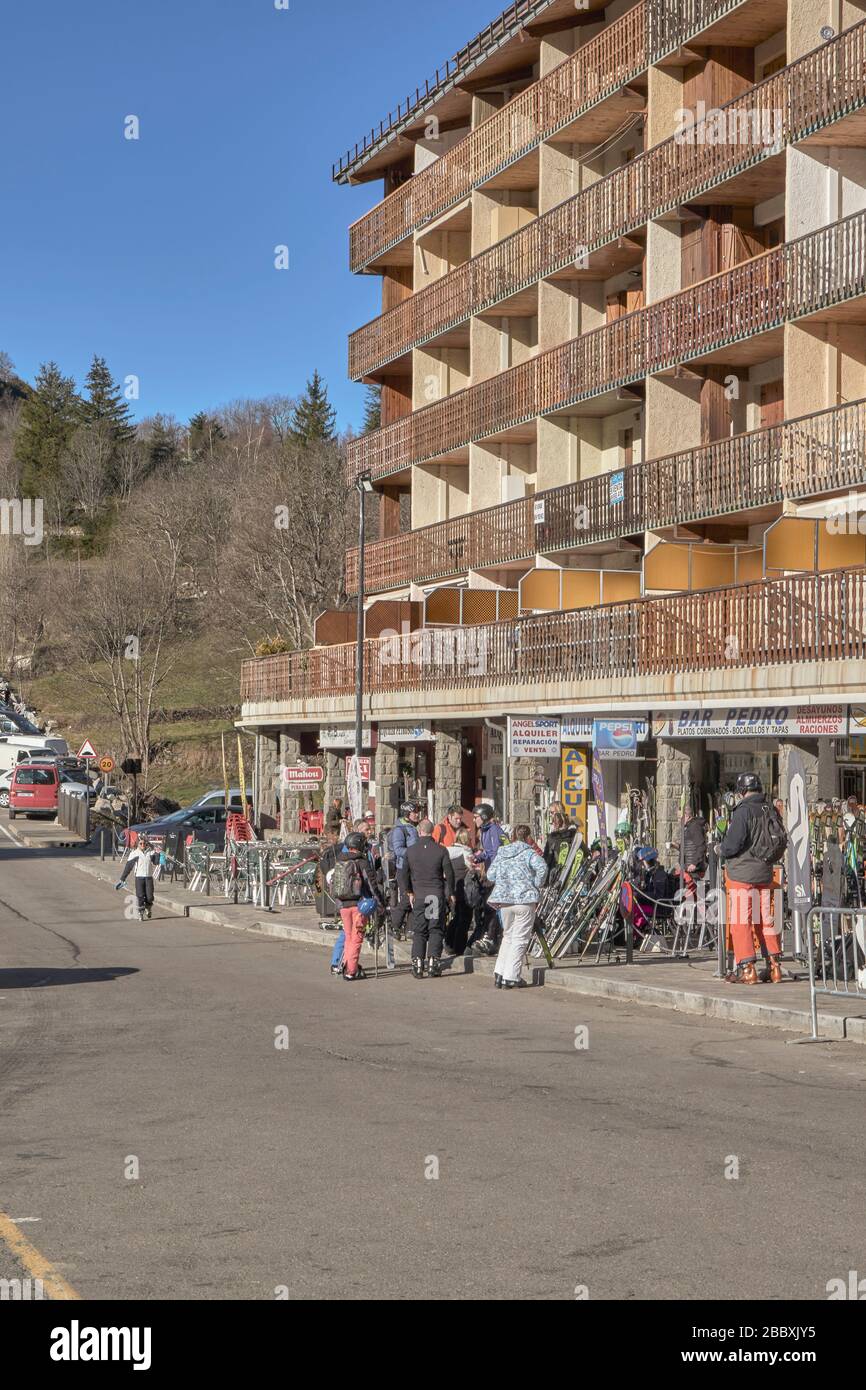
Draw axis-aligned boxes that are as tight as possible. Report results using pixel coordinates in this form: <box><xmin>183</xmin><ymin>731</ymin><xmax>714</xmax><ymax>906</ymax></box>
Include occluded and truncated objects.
<box><xmin>115</xmin><ymin>833</ymin><xmax>161</xmax><ymax>921</ymax></box>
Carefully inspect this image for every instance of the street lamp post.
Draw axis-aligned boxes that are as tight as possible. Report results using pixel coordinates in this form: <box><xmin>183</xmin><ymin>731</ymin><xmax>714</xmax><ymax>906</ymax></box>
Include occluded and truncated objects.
<box><xmin>355</xmin><ymin>472</ymin><xmax>374</xmax><ymax>763</ymax></box>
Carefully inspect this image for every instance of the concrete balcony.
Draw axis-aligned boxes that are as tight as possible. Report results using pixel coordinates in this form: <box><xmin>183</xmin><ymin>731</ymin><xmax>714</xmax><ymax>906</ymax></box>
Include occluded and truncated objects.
<box><xmin>345</xmin><ymin>398</ymin><xmax>866</xmax><ymax>595</ymax></box>
<box><xmin>240</xmin><ymin>568</ymin><xmax>866</xmax><ymax>724</ymax></box>
<box><xmin>349</xmin><ymin>15</ymin><xmax>866</xmax><ymax>381</ymax></box>
<box><xmin>347</xmin><ymin>205</ymin><xmax>866</xmax><ymax>485</ymax></box>
<box><xmin>347</xmin><ymin>0</ymin><xmax>755</xmax><ymax>274</ymax></box>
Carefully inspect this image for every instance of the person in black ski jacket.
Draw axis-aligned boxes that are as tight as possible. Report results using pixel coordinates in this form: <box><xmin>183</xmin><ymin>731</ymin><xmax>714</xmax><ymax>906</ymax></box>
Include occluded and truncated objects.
<box><xmin>398</xmin><ymin>820</ymin><xmax>455</xmax><ymax>979</ymax></box>
<box><xmin>720</xmin><ymin>773</ymin><xmax>784</xmax><ymax>986</ymax></box>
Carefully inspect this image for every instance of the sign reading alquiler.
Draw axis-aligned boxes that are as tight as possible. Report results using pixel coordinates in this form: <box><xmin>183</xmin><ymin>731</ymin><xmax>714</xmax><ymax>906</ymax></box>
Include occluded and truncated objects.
<box><xmin>508</xmin><ymin>717</ymin><xmax>561</xmax><ymax>757</ymax></box>
<box><xmin>653</xmin><ymin>706</ymin><xmax>848</xmax><ymax>739</ymax></box>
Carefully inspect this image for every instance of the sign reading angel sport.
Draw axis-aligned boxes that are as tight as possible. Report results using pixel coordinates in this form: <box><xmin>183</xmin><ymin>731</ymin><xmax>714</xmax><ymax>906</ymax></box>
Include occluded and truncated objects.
<box><xmin>653</xmin><ymin>706</ymin><xmax>847</xmax><ymax>739</ymax></box>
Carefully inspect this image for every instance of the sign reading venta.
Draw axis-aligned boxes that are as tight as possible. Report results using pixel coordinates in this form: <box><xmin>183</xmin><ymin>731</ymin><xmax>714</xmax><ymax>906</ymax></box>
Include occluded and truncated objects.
<box><xmin>508</xmin><ymin>717</ymin><xmax>561</xmax><ymax>758</ymax></box>
<box><xmin>653</xmin><ymin>706</ymin><xmax>847</xmax><ymax>740</ymax></box>
<box><xmin>281</xmin><ymin>765</ymin><xmax>324</xmax><ymax>789</ymax></box>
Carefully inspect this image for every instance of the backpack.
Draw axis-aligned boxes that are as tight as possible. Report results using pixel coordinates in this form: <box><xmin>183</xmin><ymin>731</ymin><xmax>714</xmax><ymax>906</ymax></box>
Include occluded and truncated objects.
<box><xmin>331</xmin><ymin>856</ymin><xmax>363</xmax><ymax>901</ymax></box>
<box><xmin>463</xmin><ymin>870</ymin><xmax>484</xmax><ymax>909</ymax></box>
<box><xmin>749</xmin><ymin>802</ymin><xmax>788</xmax><ymax>865</ymax></box>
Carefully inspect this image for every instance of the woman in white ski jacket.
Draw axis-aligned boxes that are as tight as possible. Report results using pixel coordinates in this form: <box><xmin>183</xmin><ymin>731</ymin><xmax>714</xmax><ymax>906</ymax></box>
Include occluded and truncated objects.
<box><xmin>116</xmin><ymin>834</ymin><xmax>161</xmax><ymax>920</ymax></box>
<box><xmin>485</xmin><ymin>825</ymin><xmax>548</xmax><ymax>990</ymax></box>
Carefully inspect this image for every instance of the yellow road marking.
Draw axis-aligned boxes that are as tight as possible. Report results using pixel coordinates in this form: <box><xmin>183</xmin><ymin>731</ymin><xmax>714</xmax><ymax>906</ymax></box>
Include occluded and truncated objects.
<box><xmin>0</xmin><ymin>1209</ymin><xmax>81</xmax><ymax>1300</ymax></box>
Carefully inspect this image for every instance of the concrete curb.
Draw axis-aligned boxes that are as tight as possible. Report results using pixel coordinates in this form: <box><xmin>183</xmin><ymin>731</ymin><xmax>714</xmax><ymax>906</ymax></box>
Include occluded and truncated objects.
<box><xmin>72</xmin><ymin>860</ymin><xmax>866</xmax><ymax>1042</ymax></box>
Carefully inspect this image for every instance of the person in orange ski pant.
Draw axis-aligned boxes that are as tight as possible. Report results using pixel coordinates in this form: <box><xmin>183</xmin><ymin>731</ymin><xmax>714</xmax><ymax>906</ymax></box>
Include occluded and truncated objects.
<box><xmin>726</xmin><ymin>876</ymin><xmax>782</xmax><ymax>971</ymax></box>
<box><xmin>340</xmin><ymin>905</ymin><xmax>367</xmax><ymax>978</ymax></box>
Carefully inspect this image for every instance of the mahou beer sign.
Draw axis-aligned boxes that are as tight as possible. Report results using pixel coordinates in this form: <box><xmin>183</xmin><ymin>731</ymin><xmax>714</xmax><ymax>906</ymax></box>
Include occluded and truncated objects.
<box><xmin>281</xmin><ymin>765</ymin><xmax>324</xmax><ymax>789</ymax></box>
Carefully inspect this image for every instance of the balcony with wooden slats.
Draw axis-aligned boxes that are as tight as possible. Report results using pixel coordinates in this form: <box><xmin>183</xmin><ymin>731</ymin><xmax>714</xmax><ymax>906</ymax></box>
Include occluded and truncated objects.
<box><xmin>349</xmin><ymin>14</ymin><xmax>866</xmax><ymax>382</ymax></box>
<box><xmin>240</xmin><ymin>567</ymin><xmax>866</xmax><ymax>714</ymax></box>
<box><xmin>347</xmin><ymin>205</ymin><xmax>866</xmax><ymax>485</ymax></box>
<box><xmin>347</xmin><ymin>0</ymin><xmax>770</xmax><ymax>274</ymax></box>
<box><xmin>345</xmin><ymin>397</ymin><xmax>866</xmax><ymax>595</ymax></box>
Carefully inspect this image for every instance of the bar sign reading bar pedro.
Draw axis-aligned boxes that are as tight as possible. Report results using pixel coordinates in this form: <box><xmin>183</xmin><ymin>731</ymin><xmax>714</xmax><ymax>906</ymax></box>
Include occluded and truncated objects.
<box><xmin>653</xmin><ymin>706</ymin><xmax>847</xmax><ymax>739</ymax></box>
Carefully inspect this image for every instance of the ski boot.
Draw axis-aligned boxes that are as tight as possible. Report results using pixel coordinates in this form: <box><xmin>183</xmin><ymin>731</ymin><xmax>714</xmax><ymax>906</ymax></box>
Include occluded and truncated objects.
<box><xmin>473</xmin><ymin>936</ymin><xmax>497</xmax><ymax>956</ymax></box>
<box><xmin>763</xmin><ymin>955</ymin><xmax>783</xmax><ymax>984</ymax></box>
<box><xmin>138</xmin><ymin>908</ymin><xmax>147</xmax><ymax>923</ymax></box>
<box><xmin>504</xmin><ymin>977</ymin><xmax>528</xmax><ymax>990</ymax></box>
<box><xmin>412</xmin><ymin>958</ymin><xmax>425</xmax><ymax>980</ymax></box>
<box><xmin>145</xmin><ymin>908</ymin><xmax>152</xmax><ymax>920</ymax></box>
<box><xmin>344</xmin><ymin>966</ymin><xmax>367</xmax><ymax>982</ymax></box>
<box><xmin>428</xmin><ymin>956</ymin><xmax>442</xmax><ymax>978</ymax></box>
<box><xmin>727</xmin><ymin>960</ymin><xmax>759</xmax><ymax>985</ymax></box>
<box><xmin>494</xmin><ymin>974</ymin><xmax>504</xmax><ymax>989</ymax></box>
<box><xmin>330</xmin><ymin>962</ymin><xmax>345</xmax><ymax>977</ymax></box>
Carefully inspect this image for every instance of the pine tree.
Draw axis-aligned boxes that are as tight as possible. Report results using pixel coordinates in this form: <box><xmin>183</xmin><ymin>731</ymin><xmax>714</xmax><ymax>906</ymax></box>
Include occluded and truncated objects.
<box><xmin>146</xmin><ymin>414</ymin><xmax>183</xmax><ymax>472</ymax></box>
<box><xmin>362</xmin><ymin>384</ymin><xmax>381</xmax><ymax>434</ymax></box>
<box><xmin>290</xmin><ymin>370</ymin><xmax>336</xmax><ymax>443</ymax></box>
<box><xmin>82</xmin><ymin>355</ymin><xmax>135</xmax><ymax>446</ymax></box>
<box><xmin>188</xmin><ymin>412</ymin><xmax>226</xmax><ymax>460</ymax></box>
<box><xmin>15</xmin><ymin>361</ymin><xmax>80</xmax><ymax>494</ymax></box>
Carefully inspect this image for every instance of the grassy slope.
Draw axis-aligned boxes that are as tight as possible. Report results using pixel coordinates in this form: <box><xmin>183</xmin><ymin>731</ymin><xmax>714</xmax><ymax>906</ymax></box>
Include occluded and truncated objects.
<box><xmin>28</xmin><ymin>629</ymin><xmax>254</xmax><ymax>807</ymax></box>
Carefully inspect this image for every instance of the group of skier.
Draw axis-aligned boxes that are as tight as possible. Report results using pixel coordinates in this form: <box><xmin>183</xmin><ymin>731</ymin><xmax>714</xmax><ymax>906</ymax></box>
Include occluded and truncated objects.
<box><xmin>320</xmin><ymin>799</ymin><xmax>550</xmax><ymax>988</ymax></box>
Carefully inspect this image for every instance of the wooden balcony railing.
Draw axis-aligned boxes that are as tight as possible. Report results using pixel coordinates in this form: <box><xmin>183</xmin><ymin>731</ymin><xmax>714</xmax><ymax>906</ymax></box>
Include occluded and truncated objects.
<box><xmin>241</xmin><ymin>568</ymin><xmax>866</xmax><ymax>706</ymax></box>
<box><xmin>348</xmin><ymin>0</ymin><xmax>750</xmax><ymax>272</ymax></box>
<box><xmin>347</xmin><ymin>205</ymin><xmax>866</xmax><ymax>484</ymax></box>
<box><xmin>346</xmin><ymin>398</ymin><xmax>866</xmax><ymax>594</ymax></box>
<box><xmin>348</xmin><ymin>4</ymin><xmax>647</xmax><ymax>272</ymax></box>
<box><xmin>349</xmin><ymin>15</ymin><xmax>866</xmax><ymax>379</ymax></box>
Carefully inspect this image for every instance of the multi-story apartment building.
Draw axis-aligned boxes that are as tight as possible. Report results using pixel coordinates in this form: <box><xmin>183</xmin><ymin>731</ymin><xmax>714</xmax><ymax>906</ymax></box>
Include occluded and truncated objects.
<box><xmin>240</xmin><ymin>0</ymin><xmax>866</xmax><ymax>849</ymax></box>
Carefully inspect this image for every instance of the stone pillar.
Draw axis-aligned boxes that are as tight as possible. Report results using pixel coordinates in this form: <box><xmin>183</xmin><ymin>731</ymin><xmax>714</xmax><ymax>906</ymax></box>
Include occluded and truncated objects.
<box><xmin>278</xmin><ymin>731</ymin><xmax>302</xmax><ymax>837</ymax></box>
<box><xmin>777</xmin><ymin>739</ymin><xmax>820</xmax><ymax>803</ymax></box>
<box><xmin>324</xmin><ymin>751</ymin><xmax>347</xmax><ymax>819</ymax></box>
<box><xmin>433</xmin><ymin>724</ymin><xmax>463</xmax><ymax>822</ymax></box>
<box><xmin>656</xmin><ymin>738</ymin><xmax>702</xmax><ymax>863</ymax></box>
<box><xmin>509</xmin><ymin>757</ymin><xmax>536</xmax><ymax>828</ymax></box>
<box><xmin>257</xmin><ymin>731</ymin><xmax>281</xmax><ymax>827</ymax></box>
<box><xmin>375</xmin><ymin>741</ymin><xmax>400</xmax><ymax>830</ymax></box>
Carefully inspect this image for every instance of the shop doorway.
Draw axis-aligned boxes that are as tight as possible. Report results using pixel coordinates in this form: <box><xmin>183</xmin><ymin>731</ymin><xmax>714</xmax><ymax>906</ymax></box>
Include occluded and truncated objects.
<box><xmin>461</xmin><ymin>725</ymin><xmax>483</xmax><ymax>809</ymax></box>
<box><xmin>840</xmin><ymin>766</ymin><xmax>866</xmax><ymax>803</ymax></box>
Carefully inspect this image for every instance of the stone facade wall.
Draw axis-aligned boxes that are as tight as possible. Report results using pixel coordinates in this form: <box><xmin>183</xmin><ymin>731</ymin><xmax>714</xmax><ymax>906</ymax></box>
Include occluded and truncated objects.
<box><xmin>375</xmin><ymin>741</ymin><xmax>400</xmax><ymax>829</ymax></box>
<box><xmin>257</xmin><ymin>731</ymin><xmax>281</xmax><ymax>826</ymax></box>
<box><xmin>433</xmin><ymin>724</ymin><xmax>463</xmax><ymax>822</ymax></box>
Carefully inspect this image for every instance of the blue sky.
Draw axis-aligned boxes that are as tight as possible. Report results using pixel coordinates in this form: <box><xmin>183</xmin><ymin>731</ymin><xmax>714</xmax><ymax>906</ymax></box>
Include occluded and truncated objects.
<box><xmin>1</xmin><ymin>0</ymin><xmax>495</xmax><ymax>433</ymax></box>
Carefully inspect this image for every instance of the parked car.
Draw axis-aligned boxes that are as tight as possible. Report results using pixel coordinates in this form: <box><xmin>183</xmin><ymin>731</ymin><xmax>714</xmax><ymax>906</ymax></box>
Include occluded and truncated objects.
<box><xmin>9</xmin><ymin>762</ymin><xmax>60</xmax><ymax>820</ymax></box>
<box><xmin>0</xmin><ymin>738</ymin><xmax>69</xmax><ymax>775</ymax></box>
<box><xmin>59</xmin><ymin>770</ymin><xmax>97</xmax><ymax>804</ymax></box>
<box><xmin>124</xmin><ymin>804</ymin><xmax>230</xmax><ymax>851</ymax></box>
<box><xmin>0</xmin><ymin>768</ymin><xmax>13</xmax><ymax>808</ymax></box>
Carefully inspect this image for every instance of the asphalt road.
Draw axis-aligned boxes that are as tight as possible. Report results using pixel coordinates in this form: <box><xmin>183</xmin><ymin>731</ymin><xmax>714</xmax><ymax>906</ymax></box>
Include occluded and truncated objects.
<box><xmin>2</xmin><ymin>830</ymin><xmax>866</xmax><ymax>1301</ymax></box>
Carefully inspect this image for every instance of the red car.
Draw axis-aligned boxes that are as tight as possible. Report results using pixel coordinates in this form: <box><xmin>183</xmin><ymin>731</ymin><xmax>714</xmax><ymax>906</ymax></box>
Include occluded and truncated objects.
<box><xmin>9</xmin><ymin>762</ymin><xmax>60</xmax><ymax>820</ymax></box>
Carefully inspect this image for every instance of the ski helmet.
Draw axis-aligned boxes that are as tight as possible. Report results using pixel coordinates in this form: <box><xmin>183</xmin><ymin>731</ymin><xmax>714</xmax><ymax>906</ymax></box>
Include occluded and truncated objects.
<box><xmin>358</xmin><ymin>896</ymin><xmax>378</xmax><ymax>918</ymax></box>
<box><xmin>344</xmin><ymin>832</ymin><xmax>366</xmax><ymax>853</ymax></box>
<box><xmin>399</xmin><ymin>800</ymin><xmax>422</xmax><ymax>819</ymax></box>
<box><xmin>474</xmin><ymin>805</ymin><xmax>494</xmax><ymax>823</ymax></box>
<box><xmin>736</xmin><ymin>773</ymin><xmax>763</xmax><ymax>795</ymax></box>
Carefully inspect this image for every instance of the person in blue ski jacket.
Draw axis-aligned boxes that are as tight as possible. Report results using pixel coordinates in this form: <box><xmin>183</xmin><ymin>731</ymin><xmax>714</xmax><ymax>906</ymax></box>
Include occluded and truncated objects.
<box><xmin>387</xmin><ymin>800</ymin><xmax>422</xmax><ymax>940</ymax></box>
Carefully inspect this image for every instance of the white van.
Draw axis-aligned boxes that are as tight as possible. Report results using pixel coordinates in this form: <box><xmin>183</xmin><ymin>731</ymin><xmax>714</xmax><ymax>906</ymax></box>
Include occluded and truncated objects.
<box><xmin>0</xmin><ymin>734</ymin><xmax>69</xmax><ymax>775</ymax></box>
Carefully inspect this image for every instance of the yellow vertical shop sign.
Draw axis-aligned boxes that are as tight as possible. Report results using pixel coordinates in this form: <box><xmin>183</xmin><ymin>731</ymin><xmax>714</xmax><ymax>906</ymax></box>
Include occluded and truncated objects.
<box><xmin>561</xmin><ymin>746</ymin><xmax>588</xmax><ymax>839</ymax></box>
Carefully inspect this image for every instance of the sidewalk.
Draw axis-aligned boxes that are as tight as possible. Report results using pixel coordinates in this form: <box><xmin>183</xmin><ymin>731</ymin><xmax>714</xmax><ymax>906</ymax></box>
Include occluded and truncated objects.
<box><xmin>72</xmin><ymin>859</ymin><xmax>866</xmax><ymax>1043</ymax></box>
<box><xmin>1</xmin><ymin>811</ymin><xmax>88</xmax><ymax>850</ymax></box>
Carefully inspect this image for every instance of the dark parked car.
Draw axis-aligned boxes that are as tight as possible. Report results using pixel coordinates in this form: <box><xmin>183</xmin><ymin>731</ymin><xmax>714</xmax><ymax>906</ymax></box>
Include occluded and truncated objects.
<box><xmin>124</xmin><ymin>803</ymin><xmax>234</xmax><ymax>851</ymax></box>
